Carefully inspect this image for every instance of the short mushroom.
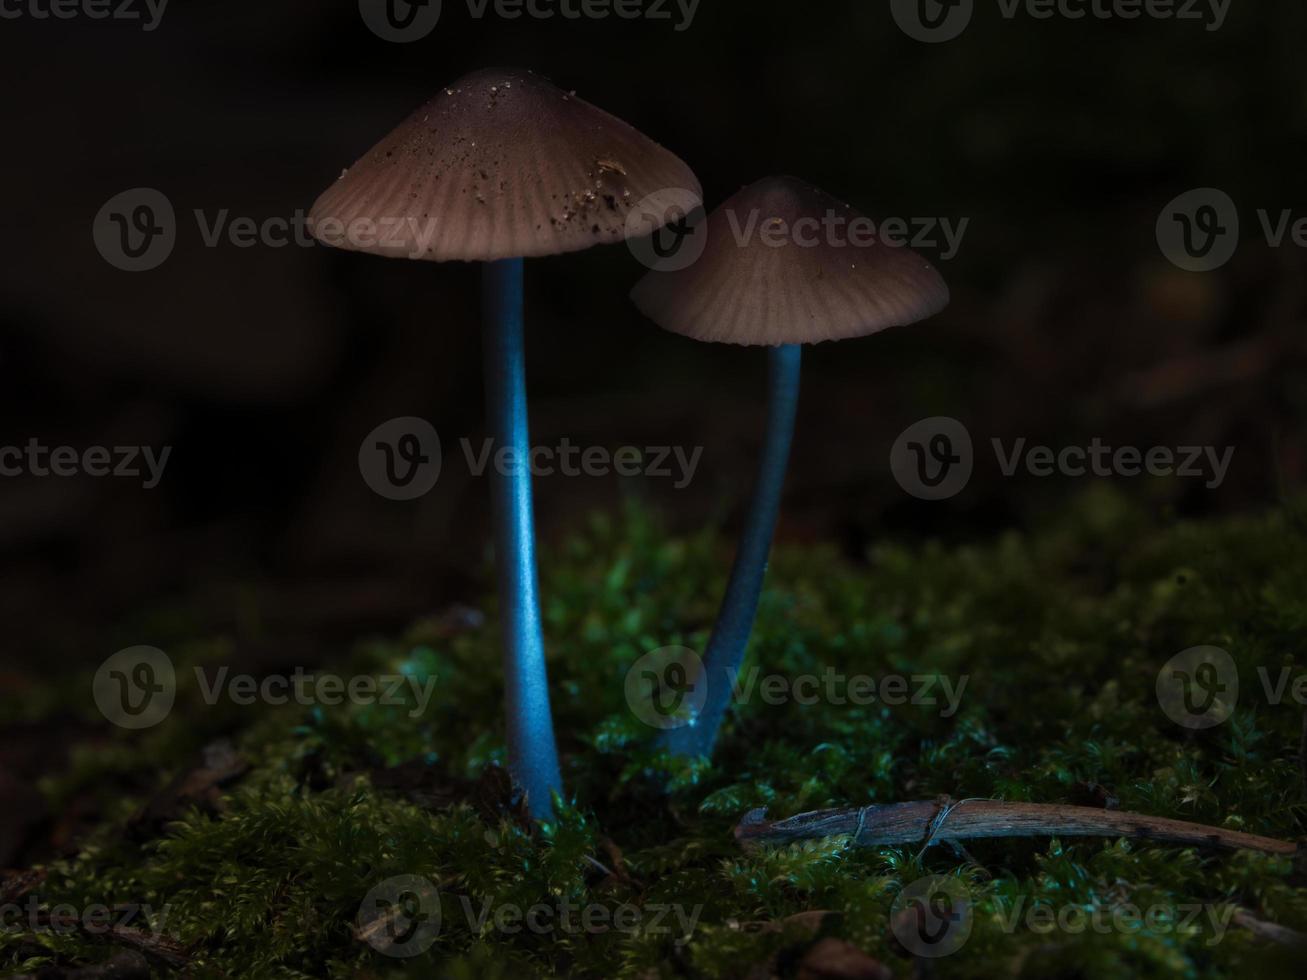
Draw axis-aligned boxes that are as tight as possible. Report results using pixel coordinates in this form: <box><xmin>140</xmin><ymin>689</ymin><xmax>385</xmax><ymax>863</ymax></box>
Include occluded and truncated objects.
<box><xmin>630</xmin><ymin>175</ymin><xmax>949</xmax><ymax>761</ymax></box>
<box><xmin>309</xmin><ymin>68</ymin><xmax>701</xmax><ymax>818</ymax></box>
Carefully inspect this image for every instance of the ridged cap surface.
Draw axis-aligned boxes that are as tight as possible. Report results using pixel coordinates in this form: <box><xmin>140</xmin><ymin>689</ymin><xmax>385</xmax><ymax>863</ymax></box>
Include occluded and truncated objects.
<box><xmin>631</xmin><ymin>176</ymin><xmax>949</xmax><ymax>345</ymax></box>
<box><xmin>309</xmin><ymin>68</ymin><xmax>702</xmax><ymax>262</ymax></box>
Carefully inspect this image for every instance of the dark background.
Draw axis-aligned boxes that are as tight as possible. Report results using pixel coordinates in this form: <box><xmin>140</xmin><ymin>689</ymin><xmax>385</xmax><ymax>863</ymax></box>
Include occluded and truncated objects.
<box><xmin>1</xmin><ymin>0</ymin><xmax>1304</xmax><ymax>674</ymax></box>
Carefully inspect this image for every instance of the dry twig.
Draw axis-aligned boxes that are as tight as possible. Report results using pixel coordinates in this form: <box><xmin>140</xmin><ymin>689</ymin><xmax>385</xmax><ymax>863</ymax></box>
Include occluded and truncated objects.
<box><xmin>734</xmin><ymin>798</ymin><xmax>1297</xmax><ymax>856</ymax></box>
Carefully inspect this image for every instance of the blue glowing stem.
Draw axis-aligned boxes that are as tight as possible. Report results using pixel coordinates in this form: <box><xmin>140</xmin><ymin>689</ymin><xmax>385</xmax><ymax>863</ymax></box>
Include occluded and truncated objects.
<box><xmin>659</xmin><ymin>343</ymin><xmax>802</xmax><ymax>760</ymax></box>
<box><xmin>482</xmin><ymin>257</ymin><xmax>563</xmax><ymax>820</ymax></box>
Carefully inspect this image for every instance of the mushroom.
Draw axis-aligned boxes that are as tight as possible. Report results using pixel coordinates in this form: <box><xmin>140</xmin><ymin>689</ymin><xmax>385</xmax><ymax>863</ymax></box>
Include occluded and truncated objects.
<box><xmin>309</xmin><ymin>68</ymin><xmax>701</xmax><ymax>818</ymax></box>
<box><xmin>630</xmin><ymin>175</ymin><xmax>949</xmax><ymax>761</ymax></box>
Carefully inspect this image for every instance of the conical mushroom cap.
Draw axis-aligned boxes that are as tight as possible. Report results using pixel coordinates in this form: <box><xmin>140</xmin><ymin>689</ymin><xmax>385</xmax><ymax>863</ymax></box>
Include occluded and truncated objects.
<box><xmin>631</xmin><ymin>176</ymin><xmax>949</xmax><ymax>346</ymax></box>
<box><xmin>308</xmin><ymin>68</ymin><xmax>702</xmax><ymax>263</ymax></box>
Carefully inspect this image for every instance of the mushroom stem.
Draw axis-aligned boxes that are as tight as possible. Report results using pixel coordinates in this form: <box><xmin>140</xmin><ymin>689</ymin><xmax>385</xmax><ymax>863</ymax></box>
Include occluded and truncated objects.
<box><xmin>659</xmin><ymin>343</ymin><xmax>802</xmax><ymax>761</ymax></box>
<box><xmin>482</xmin><ymin>257</ymin><xmax>563</xmax><ymax>820</ymax></box>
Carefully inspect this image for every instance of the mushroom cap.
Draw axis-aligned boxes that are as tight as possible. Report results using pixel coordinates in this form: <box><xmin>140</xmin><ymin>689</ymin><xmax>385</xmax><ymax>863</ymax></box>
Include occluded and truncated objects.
<box><xmin>630</xmin><ymin>176</ymin><xmax>949</xmax><ymax>346</ymax></box>
<box><xmin>308</xmin><ymin>68</ymin><xmax>702</xmax><ymax>263</ymax></box>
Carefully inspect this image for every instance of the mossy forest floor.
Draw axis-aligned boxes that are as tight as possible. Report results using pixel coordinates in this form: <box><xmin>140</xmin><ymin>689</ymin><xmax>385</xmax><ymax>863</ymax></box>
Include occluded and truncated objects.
<box><xmin>4</xmin><ymin>489</ymin><xmax>1307</xmax><ymax>978</ymax></box>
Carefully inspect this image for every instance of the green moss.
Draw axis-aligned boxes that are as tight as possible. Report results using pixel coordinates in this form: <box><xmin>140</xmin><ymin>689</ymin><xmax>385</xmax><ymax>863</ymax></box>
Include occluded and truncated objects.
<box><xmin>6</xmin><ymin>489</ymin><xmax>1307</xmax><ymax>977</ymax></box>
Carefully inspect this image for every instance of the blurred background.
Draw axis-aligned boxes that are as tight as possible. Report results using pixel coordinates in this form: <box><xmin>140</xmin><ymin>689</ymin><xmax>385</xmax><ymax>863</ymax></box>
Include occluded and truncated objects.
<box><xmin>0</xmin><ymin>0</ymin><xmax>1304</xmax><ymax>726</ymax></box>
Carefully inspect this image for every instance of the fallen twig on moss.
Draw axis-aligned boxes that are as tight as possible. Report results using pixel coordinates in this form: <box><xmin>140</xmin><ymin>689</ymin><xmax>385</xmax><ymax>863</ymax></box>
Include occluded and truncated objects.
<box><xmin>734</xmin><ymin>798</ymin><xmax>1298</xmax><ymax>856</ymax></box>
<box><xmin>1232</xmin><ymin>908</ymin><xmax>1307</xmax><ymax>947</ymax></box>
<box><xmin>37</xmin><ymin>913</ymin><xmax>191</xmax><ymax>969</ymax></box>
<box><xmin>9</xmin><ymin>950</ymin><xmax>152</xmax><ymax>980</ymax></box>
<box><xmin>0</xmin><ymin>868</ymin><xmax>46</xmax><ymax>904</ymax></box>
<box><xmin>127</xmin><ymin>739</ymin><xmax>248</xmax><ymax>842</ymax></box>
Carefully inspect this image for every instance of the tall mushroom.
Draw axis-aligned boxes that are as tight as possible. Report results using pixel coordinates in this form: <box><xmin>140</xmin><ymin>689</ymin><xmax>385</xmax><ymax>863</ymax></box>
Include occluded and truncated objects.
<box><xmin>309</xmin><ymin>68</ymin><xmax>701</xmax><ymax>818</ymax></box>
<box><xmin>630</xmin><ymin>175</ymin><xmax>949</xmax><ymax>762</ymax></box>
